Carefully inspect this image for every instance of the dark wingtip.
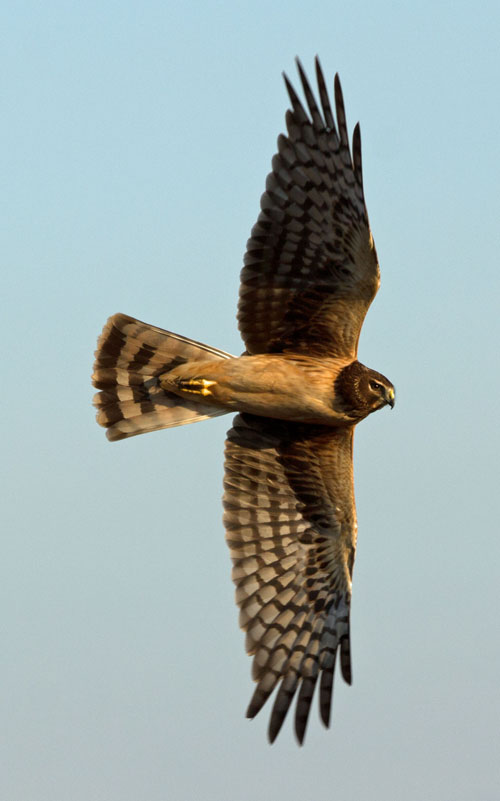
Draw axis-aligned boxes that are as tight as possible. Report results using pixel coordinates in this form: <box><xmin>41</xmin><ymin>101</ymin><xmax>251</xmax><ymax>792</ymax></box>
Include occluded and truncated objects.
<box><xmin>319</xmin><ymin>665</ymin><xmax>335</xmax><ymax>728</ymax></box>
<box><xmin>268</xmin><ymin>708</ymin><xmax>288</xmax><ymax>744</ymax></box>
<box><xmin>294</xmin><ymin>56</ymin><xmax>323</xmax><ymax>128</ymax></box>
<box><xmin>334</xmin><ymin>73</ymin><xmax>349</xmax><ymax>148</ymax></box>
<box><xmin>352</xmin><ymin>121</ymin><xmax>363</xmax><ymax>181</ymax></box>
<box><xmin>340</xmin><ymin>636</ymin><xmax>352</xmax><ymax>685</ymax></box>
<box><xmin>294</xmin><ymin>712</ymin><xmax>307</xmax><ymax>745</ymax></box>
<box><xmin>268</xmin><ymin>712</ymin><xmax>285</xmax><ymax>744</ymax></box>
<box><xmin>295</xmin><ymin>729</ymin><xmax>306</xmax><ymax>746</ymax></box>
<box><xmin>283</xmin><ymin>71</ymin><xmax>300</xmax><ymax>107</ymax></box>
<box><xmin>246</xmin><ymin>694</ymin><xmax>264</xmax><ymax>720</ymax></box>
<box><xmin>314</xmin><ymin>57</ymin><xmax>336</xmax><ymax>132</ymax></box>
<box><xmin>295</xmin><ymin>57</ymin><xmax>308</xmax><ymax>92</ymax></box>
<box><xmin>294</xmin><ymin>675</ymin><xmax>319</xmax><ymax>745</ymax></box>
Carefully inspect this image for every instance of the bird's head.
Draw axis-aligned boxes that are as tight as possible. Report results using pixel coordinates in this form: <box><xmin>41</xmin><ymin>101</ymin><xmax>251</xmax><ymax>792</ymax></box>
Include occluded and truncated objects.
<box><xmin>336</xmin><ymin>361</ymin><xmax>395</xmax><ymax>420</ymax></box>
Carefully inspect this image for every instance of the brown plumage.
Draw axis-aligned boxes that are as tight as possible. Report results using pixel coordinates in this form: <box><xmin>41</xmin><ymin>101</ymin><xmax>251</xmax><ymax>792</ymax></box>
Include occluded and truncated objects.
<box><xmin>92</xmin><ymin>58</ymin><xmax>395</xmax><ymax>743</ymax></box>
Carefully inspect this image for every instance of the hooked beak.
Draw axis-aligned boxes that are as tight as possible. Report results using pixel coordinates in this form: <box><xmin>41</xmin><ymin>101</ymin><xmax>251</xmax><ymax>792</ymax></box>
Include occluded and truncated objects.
<box><xmin>385</xmin><ymin>387</ymin><xmax>395</xmax><ymax>409</ymax></box>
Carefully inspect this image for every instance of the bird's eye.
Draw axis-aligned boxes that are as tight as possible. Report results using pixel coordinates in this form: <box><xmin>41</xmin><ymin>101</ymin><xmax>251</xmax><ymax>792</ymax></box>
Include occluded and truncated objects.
<box><xmin>369</xmin><ymin>380</ymin><xmax>382</xmax><ymax>392</ymax></box>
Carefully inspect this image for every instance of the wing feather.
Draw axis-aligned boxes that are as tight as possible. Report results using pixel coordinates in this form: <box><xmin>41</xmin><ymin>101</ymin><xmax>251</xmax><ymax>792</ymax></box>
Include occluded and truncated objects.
<box><xmin>223</xmin><ymin>414</ymin><xmax>357</xmax><ymax>743</ymax></box>
<box><xmin>238</xmin><ymin>58</ymin><xmax>379</xmax><ymax>358</ymax></box>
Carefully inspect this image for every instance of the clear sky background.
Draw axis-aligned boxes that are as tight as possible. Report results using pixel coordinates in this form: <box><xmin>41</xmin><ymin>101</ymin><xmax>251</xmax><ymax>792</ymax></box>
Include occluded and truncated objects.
<box><xmin>2</xmin><ymin>2</ymin><xmax>500</xmax><ymax>799</ymax></box>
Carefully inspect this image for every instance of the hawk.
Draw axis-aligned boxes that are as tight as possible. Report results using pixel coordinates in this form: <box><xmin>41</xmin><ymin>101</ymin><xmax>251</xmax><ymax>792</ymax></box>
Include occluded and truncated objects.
<box><xmin>92</xmin><ymin>58</ymin><xmax>395</xmax><ymax>744</ymax></box>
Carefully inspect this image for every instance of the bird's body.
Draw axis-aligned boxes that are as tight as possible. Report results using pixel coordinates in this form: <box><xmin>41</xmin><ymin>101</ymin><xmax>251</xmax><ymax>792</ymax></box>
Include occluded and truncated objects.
<box><xmin>161</xmin><ymin>353</ymin><xmax>387</xmax><ymax>425</ymax></box>
<box><xmin>92</xmin><ymin>58</ymin><xmax>395</xmax><ymax>744</ymax></box>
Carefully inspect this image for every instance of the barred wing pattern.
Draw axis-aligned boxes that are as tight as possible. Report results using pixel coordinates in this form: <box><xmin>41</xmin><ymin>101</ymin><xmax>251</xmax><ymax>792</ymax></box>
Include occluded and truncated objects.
<box><xmin>238</xmin><ymin>58</ymin><xmax>380</xmax><ymax>359</ymax></box>
<box><xmin>223</xmin><ymin>414</ymin><xmax>356</xmax><ymax>743</ymax></box>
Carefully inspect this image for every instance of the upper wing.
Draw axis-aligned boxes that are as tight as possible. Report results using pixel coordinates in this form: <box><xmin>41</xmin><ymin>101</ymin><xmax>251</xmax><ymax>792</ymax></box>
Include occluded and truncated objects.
<box><xmin>238</xmin><ymin>58</ymin><xmax>380</xmax><ymax>359</ymax></box>
<box><xmin>223</xmin><ymin>413</ymin><xmax>357</xmax><ymax>743</ymax></box>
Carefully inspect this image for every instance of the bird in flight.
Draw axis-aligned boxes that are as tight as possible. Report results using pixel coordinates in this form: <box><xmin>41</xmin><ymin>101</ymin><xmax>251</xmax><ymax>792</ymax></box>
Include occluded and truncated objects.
<box><xmin>92</xmin><ymin>57</ymin><xmax>395</xmax><ymax>744</ymax></box>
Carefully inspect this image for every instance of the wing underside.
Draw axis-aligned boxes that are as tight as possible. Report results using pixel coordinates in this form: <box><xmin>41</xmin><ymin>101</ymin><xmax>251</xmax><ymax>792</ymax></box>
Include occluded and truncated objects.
<box><xmin>238</xmin><ymin>58</ymin><xmax>380</xmax><ymax>359</ymax></box>
<box><xmin>223</xmin><ymin>413</ymin><xmax>357</xmax><ymax>743</ymax></box>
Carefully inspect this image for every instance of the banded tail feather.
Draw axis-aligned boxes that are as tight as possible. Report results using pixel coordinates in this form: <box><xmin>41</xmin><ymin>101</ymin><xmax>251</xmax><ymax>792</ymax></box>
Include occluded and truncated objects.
<box><xmin>92</xmin><ymin>313</ymin><xmax>233</xmax><ymax>441</ymax></box>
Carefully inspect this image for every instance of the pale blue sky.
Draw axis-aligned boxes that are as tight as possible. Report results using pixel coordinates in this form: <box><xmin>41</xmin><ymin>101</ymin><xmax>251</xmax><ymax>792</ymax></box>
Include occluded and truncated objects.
<box><xmin>2</xmin><ymin>2</ymin><xmax>500</xmax><ymax>799</ymax></box>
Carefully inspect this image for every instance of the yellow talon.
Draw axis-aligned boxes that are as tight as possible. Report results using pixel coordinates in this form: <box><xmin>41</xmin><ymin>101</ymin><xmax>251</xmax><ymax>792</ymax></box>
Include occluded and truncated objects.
<box><xmin>177</xmin><ymin>378</ymin><xmax>216</xmax><ymax>397</ymax></box>
<box><xmin>200</xmin><ymin>380</ymin><xmax>216</xmax><ymax>396</ymax></box>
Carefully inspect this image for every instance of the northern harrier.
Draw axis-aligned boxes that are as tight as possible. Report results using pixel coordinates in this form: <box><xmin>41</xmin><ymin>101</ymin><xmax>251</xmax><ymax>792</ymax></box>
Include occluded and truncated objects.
<box><xmin>92</xmin><ymin>58</ymin><xmax>395</xmax><ymax>744</ymax></box>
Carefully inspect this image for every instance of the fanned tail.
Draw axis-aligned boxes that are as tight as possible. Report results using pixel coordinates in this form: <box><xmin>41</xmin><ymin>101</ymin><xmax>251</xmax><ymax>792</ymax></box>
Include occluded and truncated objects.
<box><xmin>92</xmin><ymin>313</ymin><xmax>233</xmax><ymax>441</ymax></box>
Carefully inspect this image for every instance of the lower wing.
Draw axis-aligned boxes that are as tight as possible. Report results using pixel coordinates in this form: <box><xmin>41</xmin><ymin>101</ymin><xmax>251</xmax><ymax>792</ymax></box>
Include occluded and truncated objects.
<box><xmin>223</xmin><ymin>413</ymin><xmax>357</xmax><ymax>743</ymax></box>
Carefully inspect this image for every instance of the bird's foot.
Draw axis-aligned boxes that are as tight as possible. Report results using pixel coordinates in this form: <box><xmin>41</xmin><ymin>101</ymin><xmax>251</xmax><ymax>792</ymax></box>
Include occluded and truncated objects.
<box><xmin>175</xmin><ymin>378</ymin><xmax>217</xmax><ymax>397</ymax></box>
